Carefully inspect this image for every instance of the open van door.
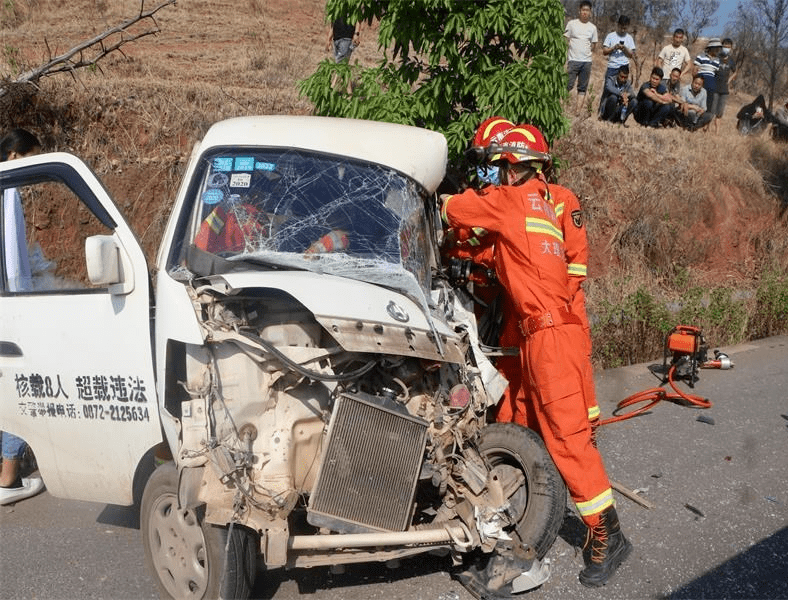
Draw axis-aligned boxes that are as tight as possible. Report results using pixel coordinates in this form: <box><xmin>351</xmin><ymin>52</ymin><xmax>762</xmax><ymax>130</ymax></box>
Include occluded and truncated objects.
<box><xmin>0</xmin><ymin>153</ymin><xmax>161</xmax><ymax>505</ymax></box>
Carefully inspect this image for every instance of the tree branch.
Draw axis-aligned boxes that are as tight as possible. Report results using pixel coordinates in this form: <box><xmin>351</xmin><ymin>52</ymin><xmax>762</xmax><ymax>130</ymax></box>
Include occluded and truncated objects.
<box><xmin>1</xmin><ymin>0</ymin><xmax>175</xmax><ymax>96</ymax></box>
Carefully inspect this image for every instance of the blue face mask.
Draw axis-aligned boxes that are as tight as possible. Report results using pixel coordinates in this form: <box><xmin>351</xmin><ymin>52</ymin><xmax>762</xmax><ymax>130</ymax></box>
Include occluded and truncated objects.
<box><xmin>476</xmin><ymin>164</ymin><xmax>500</xmax><ymax>186</ymax></box>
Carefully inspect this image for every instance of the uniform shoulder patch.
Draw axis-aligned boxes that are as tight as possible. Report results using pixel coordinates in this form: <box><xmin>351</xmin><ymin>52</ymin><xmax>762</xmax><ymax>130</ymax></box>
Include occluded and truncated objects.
<box><xmin>571</xmin><ymin>209</ymin><xmax>583</xmax><ymax>228</ymax></box>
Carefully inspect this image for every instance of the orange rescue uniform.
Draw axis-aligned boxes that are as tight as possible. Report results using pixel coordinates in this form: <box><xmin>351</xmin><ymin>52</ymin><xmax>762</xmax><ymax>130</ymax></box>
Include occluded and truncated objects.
<box><xmin>496</xmin><ymin>185</ymin><xmax>600</xmax><ymax>427</ymax></box>
<box><xmin>442</xmin><ymin>179</ymin><xmax>613</xmax><ymax>527</ymax></box>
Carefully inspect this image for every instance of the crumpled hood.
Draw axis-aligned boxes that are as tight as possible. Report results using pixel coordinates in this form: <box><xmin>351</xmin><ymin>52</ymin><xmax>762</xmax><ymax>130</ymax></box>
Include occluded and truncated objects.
<box><xmin>210</xmin><ymin>270</ymin><xmax>465</xmax><ymax>363</ymax></box>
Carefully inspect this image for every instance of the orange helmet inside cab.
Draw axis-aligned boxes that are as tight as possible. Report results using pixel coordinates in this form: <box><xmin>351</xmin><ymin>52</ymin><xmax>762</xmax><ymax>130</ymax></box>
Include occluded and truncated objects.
<box><xmin>490</xmin><ymin>126</ymin><xmax>551</xmax><ymax>165</ymax></box>
<box><xmin>472</xmin><ymin>117</ymin><xmax>515</xmax><ymax>148</ymax></box>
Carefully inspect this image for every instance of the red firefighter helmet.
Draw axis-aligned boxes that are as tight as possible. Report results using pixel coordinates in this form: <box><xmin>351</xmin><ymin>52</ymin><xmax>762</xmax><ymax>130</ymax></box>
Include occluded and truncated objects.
<box><xmin>490</xmin><ymin>126</ymin><xmax>552</xmax><ymax>165</ymax></box>
<box><xmin>519</xmin><ymin>124</ymin><xmax>550</xmax><ymax>154</ymax></box>
<box><xmin>472</xmin><ymin>117</ymin><xmax>515</xmax><ymax>148</ymax></box>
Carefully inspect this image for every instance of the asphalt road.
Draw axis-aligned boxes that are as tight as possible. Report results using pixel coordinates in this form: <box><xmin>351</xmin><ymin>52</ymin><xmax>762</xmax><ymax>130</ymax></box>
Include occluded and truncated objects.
<box><xmin>2</xmin><ymin>335</ymin><xmax>787</xmax><ymax>600</ymax></box>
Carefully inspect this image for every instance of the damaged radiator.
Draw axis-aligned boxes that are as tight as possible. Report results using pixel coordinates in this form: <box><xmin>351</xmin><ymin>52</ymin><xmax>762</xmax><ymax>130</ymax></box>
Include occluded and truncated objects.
<box><xmin>307</xmin><ymin>392</ymin><xmax>428</xmax><ymax>533</ymax></box>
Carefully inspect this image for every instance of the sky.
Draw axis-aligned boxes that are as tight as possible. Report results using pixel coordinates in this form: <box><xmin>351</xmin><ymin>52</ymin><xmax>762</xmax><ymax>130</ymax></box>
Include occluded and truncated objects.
<box><xmin>707</xmin><ymin>0</ymin><xmax>739</xmax><ymax>36</ymax></box>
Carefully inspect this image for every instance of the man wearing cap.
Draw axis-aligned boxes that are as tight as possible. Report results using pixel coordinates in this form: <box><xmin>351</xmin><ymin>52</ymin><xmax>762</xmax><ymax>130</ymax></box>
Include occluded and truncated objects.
<box><xmin>693</xmin><ymin>38</ymin><xmax>722</xmax><ymax>123</ymax></box>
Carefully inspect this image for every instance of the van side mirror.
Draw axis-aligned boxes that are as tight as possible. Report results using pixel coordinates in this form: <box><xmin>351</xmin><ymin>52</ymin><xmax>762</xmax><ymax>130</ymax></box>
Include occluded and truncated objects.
<box><xmin>85</xmin><ymin>235</ymin><xmax>135</xmax><ymax>294</ymax></box>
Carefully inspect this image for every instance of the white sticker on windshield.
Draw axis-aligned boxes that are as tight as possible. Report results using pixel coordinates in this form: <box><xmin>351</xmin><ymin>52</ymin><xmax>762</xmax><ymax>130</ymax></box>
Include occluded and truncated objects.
<box><xmin>230</xmin><ymin>173</ymin><xmax>251</xmax><ymax>188</ymax></box>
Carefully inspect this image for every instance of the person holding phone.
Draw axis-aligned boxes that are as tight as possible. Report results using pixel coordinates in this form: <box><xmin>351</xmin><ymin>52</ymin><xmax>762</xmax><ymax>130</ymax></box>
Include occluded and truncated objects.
<box><xmin>602</xmin><ymin>15</ymin><xmax>636</xmax><ymax>82</ymax></box>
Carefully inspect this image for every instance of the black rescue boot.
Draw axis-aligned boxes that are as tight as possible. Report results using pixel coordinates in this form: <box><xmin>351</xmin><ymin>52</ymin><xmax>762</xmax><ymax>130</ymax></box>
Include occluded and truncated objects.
<box><xmin>579</xmin><ymin>505</ymin><xmax>632</xmax><ymax>587</ymax></box>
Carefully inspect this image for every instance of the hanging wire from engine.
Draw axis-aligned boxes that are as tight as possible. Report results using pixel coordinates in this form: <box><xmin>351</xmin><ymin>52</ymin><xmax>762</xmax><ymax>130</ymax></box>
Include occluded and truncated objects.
<box><xmin>233</xmin><ymin>329</ymin><xmax>377</xmax><ymax>381</ymax></box>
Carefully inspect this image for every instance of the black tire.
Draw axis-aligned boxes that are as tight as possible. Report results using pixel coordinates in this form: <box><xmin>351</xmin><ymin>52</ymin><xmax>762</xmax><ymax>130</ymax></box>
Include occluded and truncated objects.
<box><xmin>477</xmin><ymin>422</ymin><xmax>566</xmax><ymax>559</ymax></box>
<box><xmin>141</xmin><ymin>463</ymin><xmax>257</xmax><ymax>600</ymax></box>
<box><xmin>455</xmin><ymin>423</ymin><xmax>566</xmax><ymax>598</ymax></box>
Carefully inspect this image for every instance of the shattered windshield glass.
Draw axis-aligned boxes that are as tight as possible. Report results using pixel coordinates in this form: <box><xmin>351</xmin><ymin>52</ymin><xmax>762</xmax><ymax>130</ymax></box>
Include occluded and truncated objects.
<box><xmin>182</xmin><ymin>148</ymin><xmax>434</xmax><ymax>298</ymax></box>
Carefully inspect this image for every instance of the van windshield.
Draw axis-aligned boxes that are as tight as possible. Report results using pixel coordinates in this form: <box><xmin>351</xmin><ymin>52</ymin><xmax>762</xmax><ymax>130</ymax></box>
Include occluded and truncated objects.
<box><xmin>180</xmin><ymin>148</ymin><xmax>435</xmax><ymax>297</ymax></box>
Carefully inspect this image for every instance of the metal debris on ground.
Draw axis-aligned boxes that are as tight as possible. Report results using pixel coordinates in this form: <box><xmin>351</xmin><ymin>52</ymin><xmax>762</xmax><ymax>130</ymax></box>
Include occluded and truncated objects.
<box><xmin>684</xmin><ymin>503</ymin><xmax>705</xmax><ymax>518</ymax></box>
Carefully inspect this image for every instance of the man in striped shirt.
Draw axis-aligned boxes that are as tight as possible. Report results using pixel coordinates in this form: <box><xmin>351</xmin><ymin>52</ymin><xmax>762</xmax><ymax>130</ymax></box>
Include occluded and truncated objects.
<box><xmin>693</xmin><ymin>38</ymin><xmax>722</xmax><ymax>117</ymax></box>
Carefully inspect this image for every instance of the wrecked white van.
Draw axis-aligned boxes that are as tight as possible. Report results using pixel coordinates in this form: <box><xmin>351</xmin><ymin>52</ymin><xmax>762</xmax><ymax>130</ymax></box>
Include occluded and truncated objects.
<box><xmin>0</xmin><ymin>116</ymin><xmax>565</xmax><ymax>599</ymax></box>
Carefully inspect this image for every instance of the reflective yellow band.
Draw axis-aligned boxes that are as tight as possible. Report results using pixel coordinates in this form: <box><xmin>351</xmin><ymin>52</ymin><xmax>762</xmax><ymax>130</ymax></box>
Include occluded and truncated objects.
<box><xmin>554</xmin><ymin>202</ymin><xmax>565</xmax><ymax>217</ymax></box>
<box><xmin>205</xmin><ymin>210</ymin><xmax>225</xmax><ymax>234</ymax></box>
<box><xmin>441</xmin><ymin>196</ymin><xmax>452</xmax><ymax>224</ymax></box>
<box><xmin>525</xmin><ymin>217</ymin><xmax>563</xmax><ymax>242</ymax></box>
<box><xmin>471</xmin><ymin>226</ymin><xmax>488</xmax><ymax>236</ymax></box>
<box><xmin>468</xmin><ymin>237</ymin><xmax>480</xmax><ymax>246</ymax></box>
<box><xmin>588</xmin><ymin>405</ymin><xmax>601</xmax><ymax>420</ymax></box>
<box><xmin>483</xmin><ymin>119</ymin><xmax>510</xmax><ymax>140</ymax></box>
<box><xmin>577</xmin><ymin>488</ymin><xmax>615</xmax><ymax>517</ymax></box>
<box><xmin>568</xmin><ymin>263</ymin><xmax>587</xmax><ymax>276</ymax></box>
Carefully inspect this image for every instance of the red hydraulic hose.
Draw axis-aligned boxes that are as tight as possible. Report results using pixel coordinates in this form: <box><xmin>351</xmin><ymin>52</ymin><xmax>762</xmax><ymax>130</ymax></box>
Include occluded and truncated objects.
<box><xmin>599</xmin><ymin>364</ymin><xmax>711</xmax><ymax>426</ymax></box>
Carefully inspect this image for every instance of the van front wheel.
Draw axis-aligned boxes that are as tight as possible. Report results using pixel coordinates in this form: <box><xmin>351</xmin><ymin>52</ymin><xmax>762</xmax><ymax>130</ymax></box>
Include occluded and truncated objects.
<box><xmin>141</xmin><ymin>462</ymin><xmax>257</xmax><ymax>599</ymax></box>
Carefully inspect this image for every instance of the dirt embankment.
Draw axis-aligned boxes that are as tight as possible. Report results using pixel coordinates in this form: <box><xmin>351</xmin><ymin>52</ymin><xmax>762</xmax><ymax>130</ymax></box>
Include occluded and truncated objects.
<box><xmin>3</xmin><ymin>0</ymin><xmax>787</xmax><ymax>361</ymax></box>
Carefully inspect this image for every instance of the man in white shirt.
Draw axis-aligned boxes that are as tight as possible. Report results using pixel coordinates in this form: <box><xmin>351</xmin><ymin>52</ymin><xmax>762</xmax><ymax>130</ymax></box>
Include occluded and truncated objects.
<box><xmin>656</xmin><ymin>28</ymin><xmax>691</xmax><ymax>84</ymax></box>
<box><xmin>565</xmin><ymin>1</ymin><xmax>598</xmax><ymax>114</ymax></box>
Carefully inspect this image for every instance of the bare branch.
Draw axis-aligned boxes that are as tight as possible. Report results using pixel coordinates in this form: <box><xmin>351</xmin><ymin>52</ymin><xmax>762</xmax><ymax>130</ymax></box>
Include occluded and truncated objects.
<box><xmin>1</xmin><ymin>0</ymin><xmax>175</xmax><ymax>97</ymax></box>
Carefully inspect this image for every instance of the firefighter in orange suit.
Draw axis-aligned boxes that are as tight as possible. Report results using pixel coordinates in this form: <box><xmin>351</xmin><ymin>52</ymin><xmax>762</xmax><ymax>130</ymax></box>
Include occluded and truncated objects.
<box><xmin>440</xmin><ymin>127</ymin><xmax>632</xmax><ymax>587</ymax></box>
<box><xmin>194</xmin><ymin>198</ymin><xmax>269</xmax><ymax>254</ymax></box>
<box><xmin>489</xmin><ymin>125</ymin><xmax>601</xmax><ymax>440</ymax></box>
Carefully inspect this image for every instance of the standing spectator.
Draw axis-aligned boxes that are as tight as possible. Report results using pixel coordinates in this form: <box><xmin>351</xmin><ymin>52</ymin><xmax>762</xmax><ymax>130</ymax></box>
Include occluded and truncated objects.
<box><xmin>693</xmin><ymin>38</ymin><xmax>722</xmax><ymax>128</ymax></box>
<box><xmin>325</xmin><ymin>15</ymin><xmax>360</xmax><ymax>63</ymax></box>
<box><xmin>656</xmin><ymin>28</ymin><xmax>691</xmax><ymax>84</ymax></box>
<box><xmin>676</xmin><ymin>74</ymin><xmax>714</xmax><ymax>131</ymax></box>
<box><xmin>565</xmin><ymin>1</ymin><xmax>598</xmax><ymax>114</ymax></box>
<box><xmin>602</xmin><ymin>15</ymin><xmax>637</xmax><ymax>82</ymax></box>
<box><xmin>710</xmin><ymin>38</ymin><xmax>737</xmax><ymax>134</ymax></box>
<box><xmin>1</xmin><ymin>128</ymin><xmax>46</xmax><ymax>506</ymax></box>
<box><xmin>598</xmin><ymin>65</ymin><xmax>637</xmax><ymax>124</ymax></box>
<box><xmin>634</xmin><ymin>66</ymin><xmax>675</xmax><ymax>127</ymax></box>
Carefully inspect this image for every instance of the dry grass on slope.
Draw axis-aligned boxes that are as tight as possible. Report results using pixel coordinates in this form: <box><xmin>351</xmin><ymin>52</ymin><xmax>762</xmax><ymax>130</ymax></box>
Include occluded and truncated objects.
<box><xmin>3</xmin><ymin>0</ymin><xmax>786</xmax><ymax>365</ymax></box>
<box><xmin>556</xmin><ymin>115</ymin><xmax>788</xmax><ymax>365</ymax></box>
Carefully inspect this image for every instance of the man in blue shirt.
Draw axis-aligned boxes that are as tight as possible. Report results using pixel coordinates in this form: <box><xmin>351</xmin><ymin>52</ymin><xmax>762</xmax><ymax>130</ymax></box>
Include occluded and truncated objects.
<box><xmin>602</xmin><ymin>15</ymin><xmax>637</xmax><ymax>81</ymax></box>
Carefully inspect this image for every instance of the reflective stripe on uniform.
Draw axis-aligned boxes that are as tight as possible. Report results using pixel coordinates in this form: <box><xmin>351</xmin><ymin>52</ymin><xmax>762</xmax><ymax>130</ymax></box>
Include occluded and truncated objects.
<box><xmin>525</xmin><ymin>217</ymin><xmax>563</xmax><ymax>242</ymax></box>
<box><xmin>588</xmin><ymin>405</ymin><xmax>600</xmax><ymax>420</ymax></box>
<box><xmin>471</xmin><ymin>227</ymin><xmax>488</xmax><ymax>236</ymax></box>
<box><xmin>568</xmin><ymin>263</ymin><xmax>587</xmax><ymax>276</ymax></box>
<box><xmin>554</xmin><ymin>202</ymin><xmax>565</xmax><ymax>217</ymax></box>
<box><xmin>205</xmin><ymin>209</ymin><xmax>225</xmax><ymax>234</ymax></box>
<box><xmin>441</xmin><ymin>195</ymin><xmax>452</xmax><ymax>224</ymax></box>
<box><xmin>576</xmin><ymin>487</ymin><xmax>615</xmax><ymax>517</ymax></box>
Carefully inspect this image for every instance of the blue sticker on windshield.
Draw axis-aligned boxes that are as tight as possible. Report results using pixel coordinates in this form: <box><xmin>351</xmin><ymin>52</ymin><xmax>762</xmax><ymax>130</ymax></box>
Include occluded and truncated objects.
<box><xmin>255</xmin><ymin>161</ymin><xmax>276</xmax><ymax>171</ymax></box>
<box><xmin>235</xmin><ymin>156</ymin><xmax>255</xmax><ymax>171</ymax></box>
<box><xmin>213</xmin><ymin>157</ymin><xmax>233</xmax><ymax>172</ymax></box>
<box><xmin>202</xmin><ymin>189</ymin><xmax>224</xmax><ymax>205</ymax></box>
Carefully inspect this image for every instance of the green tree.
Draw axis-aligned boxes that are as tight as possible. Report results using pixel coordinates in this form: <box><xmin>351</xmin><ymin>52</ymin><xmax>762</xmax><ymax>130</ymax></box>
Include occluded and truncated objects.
<box><xmin>300</xmin><ymin>0</ymin><xmax>569</xmax><ymax>162</ymax></box>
